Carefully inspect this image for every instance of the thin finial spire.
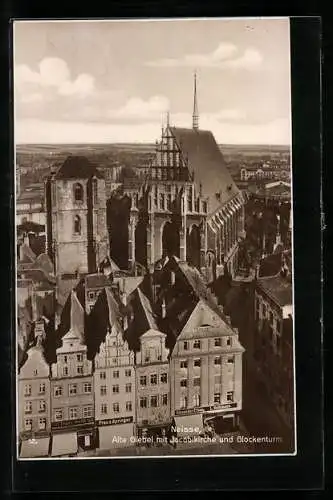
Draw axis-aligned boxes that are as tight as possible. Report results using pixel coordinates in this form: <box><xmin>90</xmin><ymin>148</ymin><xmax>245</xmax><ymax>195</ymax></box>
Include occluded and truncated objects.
<box><xmin>192</xmin><ymin>70</ymin><xmax>199</xmax><ymax>130</ymax></box>
<box><xmin>167</xmin><ymin>111</ymin><xmax>170</xmax><ymax>128</ymax></box>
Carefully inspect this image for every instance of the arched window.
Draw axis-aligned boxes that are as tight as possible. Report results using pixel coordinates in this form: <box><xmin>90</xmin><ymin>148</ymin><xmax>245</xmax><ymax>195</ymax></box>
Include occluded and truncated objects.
<box><xmin>74</xmin><ymin>183</ymin><xmax>84</xmax><ymax>202</ymax></box>
<box><xmin>74</xmin><ymin>215</ymin><xmax>81</xmax><ymax>235</ymax></box>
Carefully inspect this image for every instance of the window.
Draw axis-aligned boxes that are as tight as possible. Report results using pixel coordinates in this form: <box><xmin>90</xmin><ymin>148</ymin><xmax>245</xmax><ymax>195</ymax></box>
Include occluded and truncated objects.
<box><xmin>193</xmin><ymin>377</ymin><xmax>201</xmax><ymax>386</ymax></box>
<box><xmin>180</xmin><ymin>396</ymin><xmax>187</xmax><ymax>409</ymax></box>
<box><xmin>140</xmin><ymin>376</ymin><xmax>147</xmax><ymax>386</ymax></box>
<box><xmin>161</xmin><ymin>373</ymin><xmax>168</xmax><ymax>383</ymax></box>
<box><xmin>159</xmin><ymin>193</ymin><xmax>165</xmax><ymax>210</ymax></box>
<box><xmin>39</xmin><ymin>417</ymin><xmax>46</xmax><ymax>430</ymax></box>
<box><xmin>151</xmin><ymin>396</ymin><xmax>158</xmax><ymax>408</ymax></box>
<box><xmin>24</xmin><ymin>418</ymin><xmax>32</xmax><ymax>431</ymax></box>
<box><xmin>126</xmin><ymin>401</ymin><xmax>132</xmax><ymax>412</ymax></box>
<box><xmin>167</xmin><ymin>194</ymin><xmax>172</xmax><ymax>210</ymax></box>
<box><xmin>69</xmin><ymin>407</ymin><xmax>78</xmax><ymax>419</ymax></box>
<box><xmin>125</xmin><ymin>383</ymin><xmax>132</xmax><ymax>393</ymax></box>
<box><xmin>74</xmin><ymin>215</ymin><xmax>81</xmax><ymax>235</ymax></box>
<box><xmin>24</xmin><ymin>384</ymin><xmax>31</xmax><ymax>397</ymax></box>
<box><xmin>194</xmin><ymin>359</ymin><xmax>201</xmax><ymax>367</ymax></box>
<box><xmin>112</xmin><ymin>385</ymin><xmax>119</xmax><ymax>394</ymax></box>
<box><xmin>74</xmin><ymin>183</ymin><xmax>83</xmax><ymax>202</ymax></box>
<box><xmin>180</xmin><ymin>379</ymin><xmax>187</xmax><ymax>387</ymax></box>
<box><xmin>100</xmin><ymin>385</ymin><xmax>107</xmax><ymax>396</ymax></box>
<box><xmin>180</xmin><ymin>360</ymin><xmax>188</xmax><ymax>368</ymax></box>
<box><xmin>33</xmin><ymin>369</ymin><xmax>38</xmax><ymax>376</ymax></box>
<box><xmin>83</xmin><ymin>406</ymin><xmax>93</xmax><ymax>418</ymax></box>
<box><xmin>202</xmin><ymin>201</ymin><xmax>207</xmax><ymax>213</ymax></box>
<box><xmin>150</xmin><ymin>374</ymin><xmax>157</xmax><ymax>385</ymax></box>
<box><xmin>63</xmin><ymin>367</ymin><xmax>68</xmax><ymax>376</ymax></box>
<box><xmin>24</xmin><ymin>401</ymin><xmax>32</xmax><ymax>414</ymax></box>
<box><xmin>162</xmin><ymin>394</ymin><xmax>168</xmax><ymax>405</ymax></box>
<box><xmin>193</xmin><ymin>394</ymin><xmax>201</xmax><ymax>407</ymax></box>
<box><xmin>39</xmin><ymin>383</ymin><xmax>45</xmax><ymax>394</ymax></box>
<box><xmin>193</xmin><ymin>340</ymin><xmax>201</xmax><ymax>349</ymax></box>
<box><xmin>100</xmin><ymin>371</ymin><xmax>106</xmax><ymax>380</ymax></box>
<box><xmin>69</xmin><ymin>384</ymin><xmax>77</xmax><ymax>396</ymax></box>
<box><xmin>77</xmin><ymin>354</ymin><xmax>83</xmax><ymax>362</ymax></box>
<box><xmin>39</xmin><ymin>400</ymin><xmax>46</xmax><ymax>413</ymax></box>
<box><xmin>214</xmin><ymin>357</ymin><xmax>222</xmax><ymax>365</ymax></box>
<box><xmin>63</xmin><ymin>356</ymin><xmax>68</xmax><ymax>363</ymax></box>
<box><xmin>54</xmin><ymin>409</ymin><xmax>63</xmax><ymax>421</ymax></box>
<box><xmin>125</xmin><ymin>369</ymin><xmax>131</xmax><ymax>377</ymax></box>
<box><xmin>77</xmin><ymin>365</ymin><xmax>83</xmax><ymax>375</ymax></box>
<box><xmin>214</xmin><ymin>338</ymin><xmax>221</xmax><ymax>347</ymax></box>
<box><xmin>214</xmin><ymin>393</ymin><xmax>221</xmax><ymax>403</ymax></box>
<box><xmin>227</xmin><ymin>356</ymin><xmax>234</xmax><ymax>364</ymax></box>
<box><xmin>226</xmin><ymin>338</ymin><xmax>232</xmax><ymax>347</ymax></box>
<box><xmin>101</xmin><ymin>404</ymin><xmax>107</xmax><ymax>415</ymax></box>
<box><xmin>113</xmin><ymin>370</ymin><xmax>119</xmax><ymax>379</ymax></box>
<box><xmin>113</xmin><ymin>403</ymin><xmax>120</xmax><ymax>413</ymax></box>
<box><xmin>226</xmin><ymin>391</ymin><xmax>234</xmax><ymax>402</ymax></box>
<box><xmin>183</xmin><ymin>341</ymin><xmax>188</xmax><ymax>351</ymax></box>
<box><xmin>84</xmin><ymin>383</ymin><xmax>92</xmax><ymax>393</ymax></box>
<box><xmin>140</xmin><ymin>397</ymin><xmax>147</xmax><ymax>408</ymax></box>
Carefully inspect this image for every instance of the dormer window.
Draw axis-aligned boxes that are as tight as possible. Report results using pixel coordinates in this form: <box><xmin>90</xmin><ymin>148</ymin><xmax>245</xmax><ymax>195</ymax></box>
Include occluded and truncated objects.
<box><xmin>74</xmin><ymin>183</ymin><xmax>84</xmax><ymax>202</ymax></box>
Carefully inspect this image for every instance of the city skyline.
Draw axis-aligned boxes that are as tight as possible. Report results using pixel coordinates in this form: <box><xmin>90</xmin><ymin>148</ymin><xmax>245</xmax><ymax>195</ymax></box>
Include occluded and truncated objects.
<box><xmin>14</xmin><ymin>18</ymin><xmax>291</xmax><ymax>145</ymax></box>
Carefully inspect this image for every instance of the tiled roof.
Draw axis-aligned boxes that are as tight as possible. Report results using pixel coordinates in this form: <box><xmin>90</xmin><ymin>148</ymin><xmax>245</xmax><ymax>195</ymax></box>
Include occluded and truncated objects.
<box><xmin>170</xmin><ymin>127</ymin><xmax>239</xmax><ymax>213</ymax></box>
<box><xmin>54</xmin><ymin>155</ymin><xmax>103</xmax><ymax>180</ymax></box>
<box><xmin>257</xmin><ymin>274</ymin><xmax>292</xmax><ymax>307</ymax></box>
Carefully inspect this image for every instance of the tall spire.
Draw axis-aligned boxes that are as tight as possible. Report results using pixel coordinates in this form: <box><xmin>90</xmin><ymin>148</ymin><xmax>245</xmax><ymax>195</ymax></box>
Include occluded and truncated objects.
<box><xmin>192</xmin><ymin>70</ymin><xmax>199</xmax><ymax>131</ymax></box>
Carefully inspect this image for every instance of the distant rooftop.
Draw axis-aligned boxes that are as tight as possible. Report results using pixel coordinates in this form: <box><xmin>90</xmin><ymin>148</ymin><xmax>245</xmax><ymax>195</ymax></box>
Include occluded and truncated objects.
<box><xmin>257</xmin><ymin>273</ymin><xmax>292</xmax><ymax>307</ymax></box>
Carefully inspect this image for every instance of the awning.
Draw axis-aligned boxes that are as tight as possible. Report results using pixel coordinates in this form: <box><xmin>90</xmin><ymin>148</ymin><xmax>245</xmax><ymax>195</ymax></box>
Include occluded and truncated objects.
<box><xmin>99</xmin><ymin>423</ymin><xmax>134</xmax><ymax>449</ymax></box>
<box><xmin>20</xmin><ymin>437</ymin><xmax>50</xmax><ymax>458</ymax></box>
<box><xmin>51</xmin><ymin>432</ymin><xmax>78</xmax><ymax>457</ymax></box>
<box><xmin>173</xmin><ymin>414</ymin><xmax>203</xmax><ymax>435</ymax></box>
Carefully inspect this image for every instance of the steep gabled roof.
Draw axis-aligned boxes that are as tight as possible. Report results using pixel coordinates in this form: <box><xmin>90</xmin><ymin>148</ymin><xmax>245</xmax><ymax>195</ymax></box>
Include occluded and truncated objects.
<box><xmin>54</xmin><ymin>155</ymin><xmax>103</xmax><ymax>180</ymax></box>
<box><xmin>169</xmin><ymin>126</ymin><xmax>239</xmax><ymax>213</ymax></box>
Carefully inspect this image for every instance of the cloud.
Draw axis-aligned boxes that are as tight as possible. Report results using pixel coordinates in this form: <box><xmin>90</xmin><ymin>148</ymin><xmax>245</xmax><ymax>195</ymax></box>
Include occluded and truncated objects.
<box><xmin>109</xmin><ymin>95</ymin><xmax>169</xmax><ymax>121</ymax></box>
<box><xmin>145</xmin><ymin>43</ymin><xmax>262</xmax><ymax>70</ymax></box>
<box><xmin>15</xmin><ymin>57</ymin><xmax>96</xmax><ymax>101</ymax></box>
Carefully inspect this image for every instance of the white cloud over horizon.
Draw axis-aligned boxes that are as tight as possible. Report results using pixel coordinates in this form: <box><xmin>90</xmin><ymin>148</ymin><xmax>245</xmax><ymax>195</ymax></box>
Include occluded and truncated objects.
<box><xmin>145</xmin><ymin>43</ymin><xmax>263</xmax><ymax>70</ymax></box>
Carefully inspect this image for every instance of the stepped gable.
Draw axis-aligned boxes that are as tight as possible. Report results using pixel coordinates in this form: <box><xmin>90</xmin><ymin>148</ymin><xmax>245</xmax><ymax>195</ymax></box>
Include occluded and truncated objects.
<box><xmin>169</xmin><ymin>127</ymin><xmax>239</xmax><ymax>214</ymax></box>
<box><xmin>54</xmin><ymin>155</ymin><xmax>103</xmax><ymax>180</ymax></box>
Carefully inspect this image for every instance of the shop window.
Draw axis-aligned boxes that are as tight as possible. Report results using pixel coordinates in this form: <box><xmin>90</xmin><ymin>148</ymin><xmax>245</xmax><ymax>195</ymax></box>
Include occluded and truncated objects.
<box><xmin>84</xmin><ymin>383</ymin><xmax>92</xmax><ymax>393</ymax></box>
<box><xmin>74</xmin><ymin>183</ymin><xmax>84</xmax><ymax>202</ymax></box>
<box><xmin>126</xmin><ymin>401</ymin><xmax>132</xmax><ymax>412</ymax></box>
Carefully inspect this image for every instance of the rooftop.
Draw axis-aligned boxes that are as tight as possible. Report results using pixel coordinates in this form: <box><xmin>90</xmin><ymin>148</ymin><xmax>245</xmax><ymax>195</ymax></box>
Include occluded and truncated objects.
<box><xmin>169</xmin><ymin>127</ymin><xmax>239</xmax><ymax>213</ymax></box>
<box><xmin>257</xmin><ymin>273</ymin><xmax>292</xmax><ymax>307</ymax></box>
<box><xmin>54</xmin><ymin>155</ymin><xmax>103</xmax><ymax>180</ymax></box>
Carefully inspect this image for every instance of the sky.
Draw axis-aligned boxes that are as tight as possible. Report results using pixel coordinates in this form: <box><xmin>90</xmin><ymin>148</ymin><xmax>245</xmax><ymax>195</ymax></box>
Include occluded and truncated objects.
<box><xmin>14</xmin><ymin>18</ymin><xmax>291</xmax><ymax>145</ymax></box>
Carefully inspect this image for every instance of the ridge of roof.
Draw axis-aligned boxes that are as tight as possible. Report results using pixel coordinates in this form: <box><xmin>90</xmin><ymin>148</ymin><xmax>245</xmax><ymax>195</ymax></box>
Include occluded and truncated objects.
<box><xmin>54</xmin><ymin>155</ymin><xmax>103</xmax><ymax>180</ymax></box>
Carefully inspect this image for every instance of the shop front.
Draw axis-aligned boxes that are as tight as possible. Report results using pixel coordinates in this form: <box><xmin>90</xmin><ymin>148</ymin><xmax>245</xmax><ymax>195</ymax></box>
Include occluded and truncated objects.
<box><xmin>51</xmin><ymin>417</ymin><xmax>95</xmax><ymax>457</ymax></box>
<box><xmin>20</xmin><ymin>436</ymin><xmax>50</xmax><ymax>458</ymax></box>
<box><xmin>136</xmin><ymin>420</ymin><xmax>172</xmax><ymax>445</ymax></box>
<box><xmin>97</xmin><ymin>416</ymin><xmax>135</xmax><ymax>449</ymax></box>
<box><xmin>203</xmin><ymin>403</ymin><xmax>239</xmax><ymax>434</ymax></box>
<box><xmin>172</xmin><ymin>411</ymin><xmax>205</xmax><ymax>438</ymax></box>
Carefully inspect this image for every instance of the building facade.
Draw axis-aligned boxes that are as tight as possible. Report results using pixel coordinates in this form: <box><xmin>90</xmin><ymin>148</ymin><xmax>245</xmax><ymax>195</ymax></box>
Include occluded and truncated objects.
<box><xmin>50</xmin><ymin>308</ymin><xmax>95</xmax><ymax>456</ymax></box>
<box><xmin>94</xmin><ymin>299</ymin><xmax>136</xmax><ymax>450</ymax></box>
<box><xmin>170</xmin><ymin>299</ymin><xmax>244</xmax><ymax>435</ymax></box>
<box><xmin>18</xmin><ymin>343</ymin><xmax>51</xmax><ymax>458</ymax></box>
<box><xmin>135</xmin><ymin>328</ymin><xmax>171</xmax><ymax>440</ymax></box>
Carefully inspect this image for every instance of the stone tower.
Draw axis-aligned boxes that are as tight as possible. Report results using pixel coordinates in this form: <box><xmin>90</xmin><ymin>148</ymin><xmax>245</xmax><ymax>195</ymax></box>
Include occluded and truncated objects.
<box><xmin>45</xmin><ymin>156</ymin><xmax>109</xmax><ymax>277</ymax></box>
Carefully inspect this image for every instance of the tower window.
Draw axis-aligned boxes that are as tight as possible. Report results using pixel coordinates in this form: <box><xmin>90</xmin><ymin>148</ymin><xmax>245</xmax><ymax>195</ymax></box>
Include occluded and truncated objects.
<box><xmin>74</xmin><ymin>215</ymin><xmax>81</xmax><ymax>235</ymax></box>
<box><xmin>74</xmin><ymin>183</ymin><xmax>84</xmax><ymax>202</ymax></box>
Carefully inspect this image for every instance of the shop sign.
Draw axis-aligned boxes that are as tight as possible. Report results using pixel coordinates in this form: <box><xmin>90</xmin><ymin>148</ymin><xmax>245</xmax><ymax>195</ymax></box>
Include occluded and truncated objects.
<box><xmin>175</xmin><ymin>403</ymin><xmax>237</xmax><ymax>416</ymax></box>
<box><xmin>174</xmin><ymin>408</ymin><xmax>204</xmax><ymax>416</ymax></box>
<box><xmin>51</xmin><ymin>417</ymin><xmax>94</xmax><ymax>430</ymax></box>
<box><xmin>97</xmin><ymin>416</ymin><xmax>133</xmax><ymax>426</ymax></box>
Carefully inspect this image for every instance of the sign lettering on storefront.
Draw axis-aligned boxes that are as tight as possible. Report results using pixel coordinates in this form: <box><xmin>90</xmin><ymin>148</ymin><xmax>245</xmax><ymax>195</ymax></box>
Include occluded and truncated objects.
<box><xmin>175</xmin><ymin>403</ymin><xmax>237</xmax><ymax>417</ymax></box>
<box><xmin>51</xmin><ymin>417</ymin><xmax>94</xmax><ymax>430</ymax></box>
<box><xmin>97</xmin><ymin>416</ymin><xmax>134</xmax><ymax>426</ymax></box>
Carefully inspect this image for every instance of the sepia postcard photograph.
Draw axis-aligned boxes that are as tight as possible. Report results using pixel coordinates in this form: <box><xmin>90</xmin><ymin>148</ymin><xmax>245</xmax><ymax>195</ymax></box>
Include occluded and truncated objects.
<box><xmin>14</xmin><ymin>17</ymin><xmax>295</xmax><ymax>460</ymax></box>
